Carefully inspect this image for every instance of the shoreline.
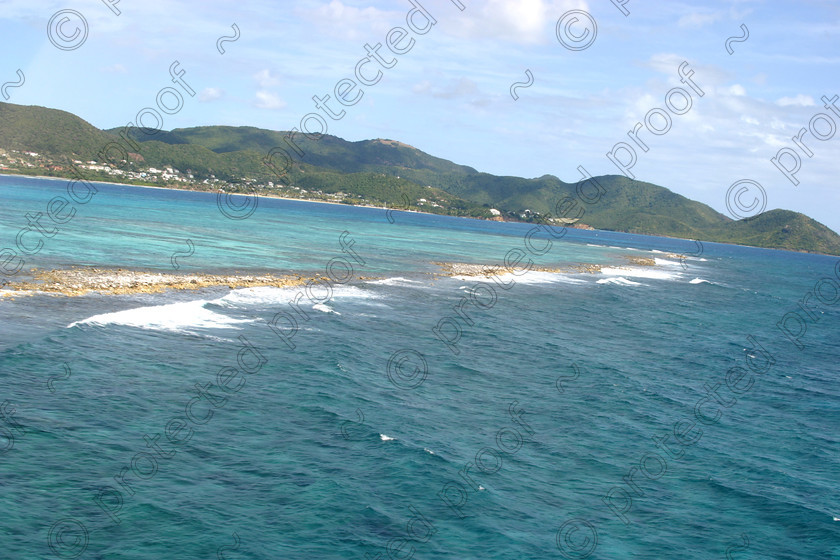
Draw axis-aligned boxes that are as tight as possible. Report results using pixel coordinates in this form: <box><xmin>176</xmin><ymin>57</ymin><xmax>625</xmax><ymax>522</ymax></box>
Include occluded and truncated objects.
<box><xmin>2</xmin><ymin>172</ymin><xmax>837</xmax><ymax>258</ymax></box>
<box><xmin>0</xmin><ymin>171</ymin><xmax>448</xmax><ymax>218</ymax></box>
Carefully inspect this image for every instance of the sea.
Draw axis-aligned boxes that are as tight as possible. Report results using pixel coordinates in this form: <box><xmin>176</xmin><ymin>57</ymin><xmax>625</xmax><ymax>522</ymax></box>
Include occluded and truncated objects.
<box><xmin>1</xmin><ymin>174</ymin><xmax>838</xmax><ymax>559</ymax></box>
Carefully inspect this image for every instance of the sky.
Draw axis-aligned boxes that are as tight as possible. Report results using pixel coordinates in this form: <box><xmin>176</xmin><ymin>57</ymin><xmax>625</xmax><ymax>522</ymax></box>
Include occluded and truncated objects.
<box><xmin>2</xmin><ymin>0</ymin><xmax>839</xmax><ymax>231</ymax></box>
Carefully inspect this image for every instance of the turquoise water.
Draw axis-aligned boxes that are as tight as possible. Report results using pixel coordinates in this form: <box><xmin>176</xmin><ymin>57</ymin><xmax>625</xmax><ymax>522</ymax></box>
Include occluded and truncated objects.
<box><xmin>0</xmin><ymin>176</ymin><xmax>838</xmax><ymax>559</ymax></box>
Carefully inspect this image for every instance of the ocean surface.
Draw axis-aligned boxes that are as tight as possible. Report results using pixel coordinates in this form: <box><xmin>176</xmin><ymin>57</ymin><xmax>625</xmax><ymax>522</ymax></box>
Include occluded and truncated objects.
<box><xmin>0</xmin><ymin>175</ymin><xmax>838</xmax><ymax>559</ymax></box>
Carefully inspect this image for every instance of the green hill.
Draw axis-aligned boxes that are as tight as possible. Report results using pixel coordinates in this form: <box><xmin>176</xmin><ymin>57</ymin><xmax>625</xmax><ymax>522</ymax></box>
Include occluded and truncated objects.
<box><xmin>131</xmin><ymin>126</ymin><xmax>478</xmax><ymax>176</ymax></box>
<box><xmin>2</xmin><ymin>101</ymin><xmax>839</xmax><ymax>255</ymax></box>
<box><xmin>0</xmin><ymin>102</ymin><xmax>113</xmax><ymax>158</ymax></box>
<box><xmin>712</xmin><ymin>209</ymin><xmax>840</xmax><ymax>254</ymax></box>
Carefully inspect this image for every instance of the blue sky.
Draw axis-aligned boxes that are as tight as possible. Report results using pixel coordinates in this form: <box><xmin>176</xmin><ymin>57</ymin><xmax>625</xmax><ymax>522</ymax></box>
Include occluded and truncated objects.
<box><xmin>2</xmin><ymin>0</ymin><xmax>839</xmax><ymax>231</ymax></box>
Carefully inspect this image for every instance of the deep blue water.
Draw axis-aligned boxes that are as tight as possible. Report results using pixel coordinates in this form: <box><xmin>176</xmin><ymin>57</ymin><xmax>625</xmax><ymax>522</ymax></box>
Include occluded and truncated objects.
<box><xmin>1</xmin><ymin>176</ymin><xmax>838</xmax><ymax>559</ymax></box>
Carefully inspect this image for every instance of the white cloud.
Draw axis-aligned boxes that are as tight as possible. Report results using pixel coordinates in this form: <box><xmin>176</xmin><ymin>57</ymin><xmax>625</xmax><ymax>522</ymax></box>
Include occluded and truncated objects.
<box><xmin>254</xmin><ymin>69</ymin><xmax>281</xmax><ymax>89</ymax></box>
<box><xmin>726</xmin><ymin>84</ymin><xmax>747</xmax><ymax>96</ymax></box>
<box><xmin>645</xmin><ymin>53</ymin><xmax>732</xmax><ymax>88</ymax></box>
<box><xmin>253</xmin><ymin>70</ymin><xmax>284</xmax><ymax>109</ymax></box>
<box><xmin>255</xmin><ymin>90</ymin><xmax>287</xmax><ymax>109</ymax></box>
<box><xmin>199</xmin><ymin>87</ymin><xmax>223</xmax><ymax>102</ymax></box>
<box><xmin>677</xmin><ymin>12</ymin><xmax>721</xmax><ymax>28</ymax></box>
<box><xmin>302</xmin><ymin>0</ymin><xmax>395</xmax><ymax>39</ymax></box>
<box><xmin>756</xmin><ymin>132</ymin><xmax>789</xmax><ymax>149</ymax></box>
<box><xmin>413</xmin><ymin>77</ymin><xmax>478</xmax><ymax>99</ymax></box>
<box><xmin>646</xmin><ymin>53</ymin><xmax>687</xmax><ymax>75</ymax></box>
<box><xmin>776</xmin><ymin>95</ymin><xmax>815</xmax><ymax>107</ymax></box>
<box><xmin>439</xmin><ymin>0</ymin><xmax>588</xmax><ymax>45</ymax></box>
<box><xmin>300</xmin><ymin>0</ymin><xmax>589</xmax><ymax>45</ymax></box>
<box><xmin>413</xmin><ymin>80</ymin><xmax>432</xmax><ymax>94</ymax></box>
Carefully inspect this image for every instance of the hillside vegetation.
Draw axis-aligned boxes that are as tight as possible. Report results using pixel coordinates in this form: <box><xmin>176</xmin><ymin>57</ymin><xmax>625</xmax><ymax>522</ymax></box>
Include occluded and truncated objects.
<box><xmin>1</xmin><ymin>102</ymin><xmax>838</xmax><ymax>255</ymax></box>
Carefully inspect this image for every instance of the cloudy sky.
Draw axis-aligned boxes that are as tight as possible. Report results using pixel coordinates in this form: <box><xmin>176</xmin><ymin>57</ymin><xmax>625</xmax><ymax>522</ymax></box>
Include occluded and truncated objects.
<box><xmin>2</xmin><ymin>0</ymin><xmax>839</xmax><ymax>231</ymax></box>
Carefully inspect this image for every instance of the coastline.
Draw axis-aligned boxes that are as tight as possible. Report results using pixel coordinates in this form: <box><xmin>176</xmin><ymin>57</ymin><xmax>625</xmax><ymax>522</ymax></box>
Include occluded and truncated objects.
<box><xmin>2</xmin><ymin>172</ymin><xmax>837</xmax><ymax>258</ymax></box>
<box><xmin>0</xmin><ymin>171</ymin><xmax>446</xmax><ymax>218</ymax></box>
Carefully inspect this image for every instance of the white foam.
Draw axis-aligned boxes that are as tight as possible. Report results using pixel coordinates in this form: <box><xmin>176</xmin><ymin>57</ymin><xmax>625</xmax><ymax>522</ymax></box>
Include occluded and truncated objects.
<box><xmin>452</xmin><ymin>271</ymin><xmax>585</xmax><ymax>286</ymax></box>
<box><xmin>330</xmin><ymin>284</ymin><xmax>380</xmax><ymax>301</ymax></box>
<box><xmin>654</xmin><ymin>258</ymin><xmax>683</xmax><ymax>267</ymax></box>
<box><xmin>600</xmin><ymin>266</ymin><xmax>680</xmax><ymax>280</ymax></box>
<box><xmin>597</xmin><ymin>277</ymin><xmax>642</xmax><ymax>286</ymax></box>
<box><xmin>689</xmin><ymin>278</ymin><xmax>711</xmax><ymax>284</ymax></box>
<box><xmin>68</xmin><ymin>299</ymin><xmax>254</xmax><ymax>332</ymax></box>
<box><xmin>313</xmin><ymin>303</ymin><xmax>339</xmax><ymax>314</ymax></box>
<box><xmin>0</xmin><ymin>289</ymin><xmax>28</xmax><ymax>298</ymax></box>
<box><xmin>520</xmin><ymin>271</ymin><xmax>588</xmax><ymax>285</ymax></box>
<box><xmin>424</xmin><ymin>448</ymin><xmax>435</xmax><ymax>455</ymax></box>
<box><xmin>367</xmin><ymin>277</ymin><xmax>423</xmax><ymax>287</ymax></box>
<box><xmin>217</xmin><ymin>284</ymin><xmax>380</xmax><ymax>319</ymax></box>
<box><xmin>380</xmin><ymin>434</ymin><xmax>395</xmax><ymax>441</ymax></box>
<box><xmin>215</xmin><ymin>285</ymin><xmax>300</xmax><ymax>308</ymax></box>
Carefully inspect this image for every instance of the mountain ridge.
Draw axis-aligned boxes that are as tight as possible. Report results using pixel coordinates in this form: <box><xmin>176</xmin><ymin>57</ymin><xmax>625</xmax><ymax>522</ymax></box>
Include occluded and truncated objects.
<box><xmin>1</xmin><ymin>101</ymin><xmax>838</xmax><ymax>255</ymax></box>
